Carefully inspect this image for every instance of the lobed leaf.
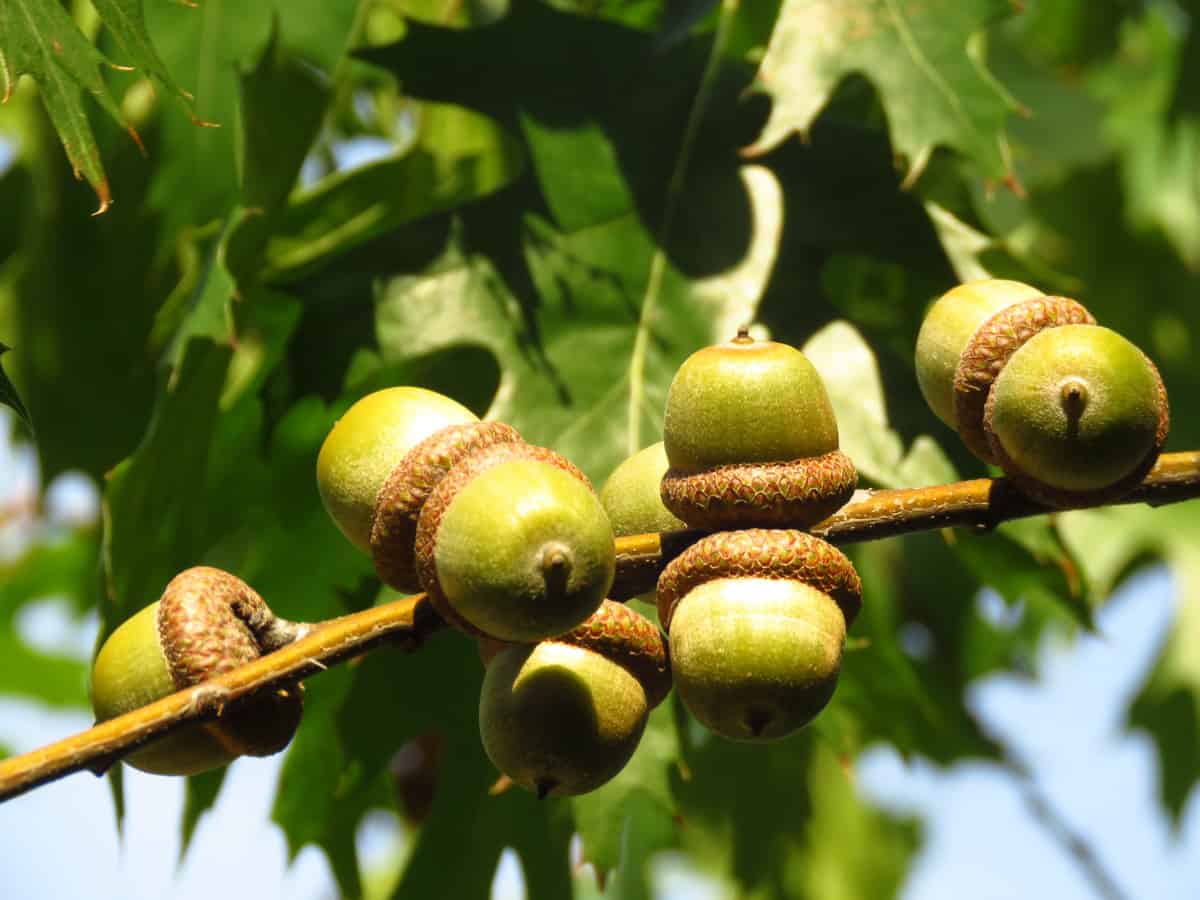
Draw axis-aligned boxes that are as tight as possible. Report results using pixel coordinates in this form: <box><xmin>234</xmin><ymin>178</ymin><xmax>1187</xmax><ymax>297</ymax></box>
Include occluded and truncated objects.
<box><xmin>748</xmin><ymin>0</ymin><xmax>1021</xmax><ymax>183</ymax></box>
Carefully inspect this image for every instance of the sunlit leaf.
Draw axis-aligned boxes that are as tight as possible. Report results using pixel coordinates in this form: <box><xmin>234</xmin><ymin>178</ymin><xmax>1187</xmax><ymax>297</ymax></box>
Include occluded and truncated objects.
<box><xmin>748</xmin><ymin>0</ymin><xmax>1020</xmax><ymax>182</ymax></box>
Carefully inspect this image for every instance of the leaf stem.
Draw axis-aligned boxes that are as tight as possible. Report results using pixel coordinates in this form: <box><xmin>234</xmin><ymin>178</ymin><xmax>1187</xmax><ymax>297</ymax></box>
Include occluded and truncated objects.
<box><xmin>1</xmin><ymin>450</ymin><xmax>1199</xmax><ymax>802</ymax></box>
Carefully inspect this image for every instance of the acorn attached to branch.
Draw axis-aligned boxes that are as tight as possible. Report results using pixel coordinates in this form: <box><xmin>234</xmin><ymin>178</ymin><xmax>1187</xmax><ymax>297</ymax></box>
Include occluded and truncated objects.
<box><xmin>657</xmin><ymin>530</ymin><xmax>861</xmax><ymax>742</ymax></box>
<box><xmin>317</xmin><ymin>387</ymin><xmax>477</xmax><ymax>554</ymax></box>
<box><xmin>478</xmin><ymin>600</ymin><xmax>671</xmax><ymax>797</ymax></box>
<box><xmin>371</xmin><ymin>420</ymin><xmax>523</xmax><ymax>592</ymax></box>
<box><xmin>915</xmin><ymin>279</ymin><xmax>1169</xmax><ymax>505</ymax></box>
<box><xmin>660</xmin><ymin>329</ymin><xmax>857</xmax><ymax>529</ymax></box>
<box><xmin>414</xmin><ymin>441</ymin><xmax>615</xmax><ymax>643</ymax></box>
<box><xmin>90</xmin><ymin>567</ymin><xmax>306</xmax><ymax>775</ymax></box>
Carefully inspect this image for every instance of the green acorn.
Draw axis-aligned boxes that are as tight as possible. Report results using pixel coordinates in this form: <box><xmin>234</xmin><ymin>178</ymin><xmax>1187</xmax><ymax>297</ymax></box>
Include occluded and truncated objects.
<box><xmin>660</xmin><ymin>330</ymin><xmax>857</xmax><ymax>529</ymax></box>
<box><xmin>657</xmin><ymin>529</ymin><xmax>860</xmax><ymax>742</ymax></box>
<box><xmin>317</xmin><ymin>387</ymin><xmax>477</xmax><ymax>553</ymax></box>
<box><xmin>90</xmin><ymin>568</ymin><xmax>304</xmax><ymax>775</ymax></box>
<box><xmin>479</xmin><ymin>600</ymin><xmax>670</xmax><ymax>797</ymax></box>
<box><xmin>415</xmin><ymin>442</ymin><xmax>615</xmax><ymax>642</ymax></box>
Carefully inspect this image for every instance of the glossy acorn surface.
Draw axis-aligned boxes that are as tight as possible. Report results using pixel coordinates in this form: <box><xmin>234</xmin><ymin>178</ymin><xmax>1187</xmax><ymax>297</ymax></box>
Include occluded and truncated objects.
<box><xmin>416</xmin><ymin>443</ymin><xmax>615</xmax><ymax>642</ymax></box>
<box><xmin>317</xmin><ymin>387</ymin><xmax>476</xmax><ymax>553</ymax></box>
<box><xmin>660</xmin><ymin>332</ymin><xmax>855</xmax><ymax>528</ymax></box>
<box><xmin>657</xmin><ymin>529</ymin><xmax>860</xmax><ymax>742</ymax></box>
<box><xmin>478</xmin><ymin>600</ymin><xmax>669</xmax><ymax>797</ymax></box>
<box><xmin>985</xmin><ymin>324</ymin><xmax>1168</xmax><ymax>498</ymax></box>
<box><xmin>915</xmin><ymin>279</ymin><xmax>1043</xmax><ymax>429</ymax></box>
<box><xmin>663</xmin><ymin>331</ymin><xmax>839</xmax><ymax>473</ymax></box>
<box><xmin>668</xmin><ymin>577</ymin><xmax>845</xmax><ymax>741</ymax></box>
<box><xmin>600</xmin><ymin>441</ymin><xmax>686</xmax><ymax>537</ymax></box>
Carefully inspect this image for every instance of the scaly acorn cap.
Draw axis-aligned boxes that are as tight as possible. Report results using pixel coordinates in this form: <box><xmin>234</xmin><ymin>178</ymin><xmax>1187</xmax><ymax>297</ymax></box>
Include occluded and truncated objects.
<box><xmin>660</xmin><ymin>452</ymin><xmax>857</xmax><ymax>530</ymax></box>
<box><xmin>415</xmin><ymin>441</ymin><xmax>614</xmax><ymax>642</ymax></box>
<box><xmin>982</xmin><ymin>324</ymin><xmax>1170</xmax><ymax>507</ymax></box>
<box><xmin>656</xmin><ymin>529</ymin><xmax>862</xmax><ymax>632</ymax></box>
<box><xmin>479</xmin><ymin>600</ymin><xmax>670</xmax><ymax>797</ymax></box>
<box><xmin>660</xmin><ymin>329</ymin><xmax>857</xmax><ymax>528</ymax></box>
<box><xmin>551</xmin><ymin>599</ymin><xmax>672</xmax><ymax>708</ymax></box>
<box><xmin>371</xmin><ymin>421</ymin><xmax>524</xmax><ymax>592</ymax></box>
<box><xmin>953</xmin><ymin>296</ymin><xmax>1095</xmax><ymax>462</ymax></box>
<box><xmin>91</xmin><ymin>567</ymin><xmax>305</xmax><ymax>774</ymax></box>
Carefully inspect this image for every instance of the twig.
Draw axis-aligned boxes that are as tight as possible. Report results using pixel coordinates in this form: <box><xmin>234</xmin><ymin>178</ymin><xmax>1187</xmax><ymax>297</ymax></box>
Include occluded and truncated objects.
<box><xmin>0</xmin><ymin>595</ymin><xmax>445</xmax><ymax>802</ymax></box>
<box><xmin>1012</xmin><ymin>760</ymin><xmax>1131</xmax><ymax>900</ymax></box>
<box><xmin>2</xmin><ymin>450</ymin><xmax>1199</xmax><ymax>802</ymax></box>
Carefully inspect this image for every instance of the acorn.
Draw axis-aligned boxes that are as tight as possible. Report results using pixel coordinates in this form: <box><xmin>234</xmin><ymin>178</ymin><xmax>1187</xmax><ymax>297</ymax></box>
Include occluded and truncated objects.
<box><xmin>914</xmin><ymin>280</ymin><xmax>1168</xmax><ymax>503</ymax></box>
<box><xmin>90</xmin><ymin>567</ymin><xmax>306</xmax><ymax>775</ymax></box>
<box><xmin>600</xmin><ymin>441</ymin><xmax>686</xmax><ymax>607</ymax></box>
<box><xmin>316</xmin><ymin>387</ymin><xmax>477</xmax><ymax>554</ymax></box>
<box><xmin>478</xmin><ymin>600</ymin><xmax>671</xmax><ymax>797</ymax></box>
<box><xmin>371</xmin><ymin>420</ymin><xmax>523</xmax><ymax>592</ymax></box>
<box><xmin>660</xmin><ymin>329</ymin><xmax>857</xmax><ymax>529</ymax></box>
<box><xmin>914</xmin><ymin>278</ymin><xmax>1047</xmax><ymax>435</ymax></box>
<box><xmin>656</xmin><ymin>530</ymin><xmax>861</xmax><ymax>742</ymax></box>
<box><xmin>600</xmin><ymin>442</ymin><xmax>687</xmax><ymax>538</ymax></box>
<box><xmin>984</xmin><ymin>324</ymin><xmax>1169</xmax><ymax>504</ymax></box>
<box><xmin>415</xmin><ymin>441</ymin><xmax>615</xmax><ymax>642</ymax></box>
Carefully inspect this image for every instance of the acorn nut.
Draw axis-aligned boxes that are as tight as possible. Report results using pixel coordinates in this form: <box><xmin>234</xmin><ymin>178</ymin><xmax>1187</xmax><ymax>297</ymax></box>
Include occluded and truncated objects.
<box><xmin>915</xmin><ymin>279</ymin><xmax>1168</xmax><ymax>504</ymax></box>
<box><xmin>415</xmin><ymin>442</ymin><xmax>615</xmax><ymax>642</ymax></box>
<box><xmin>90</xmin><ymin>567</ymin><xmax>306</xmax><ymax>775</ymax></box>
<box><xmin>660</xmin><ymin>329</ymin><xmax>857</xmax><ymax>529</ymax></box>
<box><xmin>600</xmin><ymin>441</ymin><xmax>687</xmax><ymax>606</ymax></box>
<box><xmin>984</xmin><ymin>324</ymin><xmax>1169</xmax><ymax>505</ymax></box>
<box><xmin>657</xmin><ymin>529</ymin><xmax>861</xmax><ymax>742</ymax></box>
<box><xmin>478</xmin><ymin>600</ymin><xmax>670</xmax><ymax>797</ymax></box>
<box><xmin>317</xmin><ymin>387</ymin><xmax>477</xmax><ymax>554</ymax></box>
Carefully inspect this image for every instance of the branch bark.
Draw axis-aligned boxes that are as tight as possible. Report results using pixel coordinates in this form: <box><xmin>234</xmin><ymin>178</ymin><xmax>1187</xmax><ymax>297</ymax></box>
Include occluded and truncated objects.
<box><xmin>2</xmin><ymin>450</ymin><xmax>1199</xmax><ymax>803</ymax></box>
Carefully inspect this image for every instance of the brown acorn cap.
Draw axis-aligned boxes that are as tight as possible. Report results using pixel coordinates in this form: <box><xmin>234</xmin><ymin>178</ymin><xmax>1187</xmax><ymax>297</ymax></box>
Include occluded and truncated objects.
<box><xmin>656</xmin><ymin>529</ymin><xmax>861</xmax><ymax>632</ymax></box>
<box><xmin>371</xmin><ymin>421</ymin><xmax>524</xmax><ymax>592</ymax></box>
<box><xmin>953</xmin><ymin>296</ymin><xmax>1096</xmax><ymax>462</ymax></box>
<box><xmin>983</xmin><ymin>348</ymin><xmax>1170</xmax><ymax>508</ymax></box>
<box><xmin>414</xmin><ymin>441</ymin><xmax>593</xmax><ymax>637</ymax></box>
<box><xmin>156</xmin><ymin>566</ymin><xmax>305</xmax><ymax>758</ymax></box>
<box><xmin>659</xmin><ymin>451</ymin><xmax>857</xmax><ymax>530</ymax></box>
<box><xmin>547</xmin><ymin>599</ymin><xmax>672</xmax><ymax>708</ymax></box>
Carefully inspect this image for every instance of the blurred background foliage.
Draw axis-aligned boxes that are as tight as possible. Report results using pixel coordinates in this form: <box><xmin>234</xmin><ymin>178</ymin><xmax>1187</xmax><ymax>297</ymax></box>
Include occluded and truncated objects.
<box><xmin>1</xmin><ymin>0</ymin><xmax>1199</xmax><ymax>897</ymax></box>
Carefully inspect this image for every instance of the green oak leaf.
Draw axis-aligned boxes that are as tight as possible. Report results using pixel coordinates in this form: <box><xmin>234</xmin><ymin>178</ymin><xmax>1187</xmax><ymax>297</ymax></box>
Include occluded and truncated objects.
<box><xmin>238</xmin><ymin>104</ymin><xmax>525</xmax><ymax>286</ymax></box>
<box><xmin>0</xmin><ymin>341</ymin><xmax>31</xmax><ymax>430</ymax></box>
<box><xmin>375</xmin><ymin>164</ymin><xmax>781</xmax><ymax>484</ymax></box>
<box><xmin>572</xmin><ymin>700</ymin><xmax>682</xmax><ymax>888</ymax></box>
<box><xmin>0</xmin><ymin>0</ymin><xmax>196</xmax><ymax>210</ymax></box>
<box><xmin>141</xmin><ymin>0</ymin><xmax>358</xmax><ymax>238</ymax></box>
<box><xmin>1090</xmin><ymin>9</ymin><xmax>1200</xmax><ymax>270</ymax></box>
<box><xmin>748</xmin><ymin>0</ymin><xmax>1021</xmax><ymax>182</ymax></box>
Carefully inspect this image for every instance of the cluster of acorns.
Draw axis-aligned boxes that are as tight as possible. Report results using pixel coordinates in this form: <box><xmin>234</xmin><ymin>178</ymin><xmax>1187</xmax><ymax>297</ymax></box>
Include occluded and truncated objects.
<box><xmin>89</xmin><ymin>278</ymin><xmax>1169</xmax><ymax>795</ymax></box>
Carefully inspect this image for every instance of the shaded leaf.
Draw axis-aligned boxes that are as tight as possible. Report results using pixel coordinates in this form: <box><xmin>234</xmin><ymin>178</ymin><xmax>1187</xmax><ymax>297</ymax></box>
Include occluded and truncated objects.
<box><xmin>375</xmin><ymin>163</ymin><xmax>781</xmax><ymax>483</ymax></box>
<box><xmin>803</xmin><ymin>319</ymin><xmax>954</xmax><ymax>489</ymax></box>
<box><xmin>572</xmin><ymin>700</ymin><xmax>681</xmax><ymax>885</ymax></box>
<box><xmin>237</xmin><ymin>104</ymin><xmax>525</xmax><ymax>285</ymax></box>
<box><xmin>749</xmin><ymin>0</ymin><xmax>1020</xmax><ymax>182</ymax></box>
<box><xmin>0</xmin><ymin>341</ymin><xmax>31</xmax><ymax>430</ymax></box>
